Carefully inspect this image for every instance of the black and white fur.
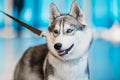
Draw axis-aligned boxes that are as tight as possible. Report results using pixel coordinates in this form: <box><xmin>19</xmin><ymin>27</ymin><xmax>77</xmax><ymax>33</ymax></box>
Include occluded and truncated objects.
<box><xmin>14</xmin><ymin>1</ymin><xmax>93</xmax><ymax>80</ymax></box>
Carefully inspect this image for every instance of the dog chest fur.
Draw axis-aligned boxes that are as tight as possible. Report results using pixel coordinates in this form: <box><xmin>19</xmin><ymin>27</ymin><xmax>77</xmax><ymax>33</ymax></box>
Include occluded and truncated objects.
<box><xmin>44</xmin><ymin>53</ymin><xmax>89</xmax><ymax>80</ymax></box>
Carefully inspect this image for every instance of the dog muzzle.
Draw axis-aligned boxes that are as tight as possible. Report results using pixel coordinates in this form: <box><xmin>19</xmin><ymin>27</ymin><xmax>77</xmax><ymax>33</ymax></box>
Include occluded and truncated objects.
<box><xmin>57</xmin><ymin>44</ymin><xmax>74</xmax><ymax>56</ymax></box>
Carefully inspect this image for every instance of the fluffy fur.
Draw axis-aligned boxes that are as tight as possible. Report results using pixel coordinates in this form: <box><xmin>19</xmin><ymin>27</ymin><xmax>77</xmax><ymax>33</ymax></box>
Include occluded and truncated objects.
<box><xmin>14</xmin><ymin>1</ymin><xmax>93</xmax><ymax>80</ymax></box>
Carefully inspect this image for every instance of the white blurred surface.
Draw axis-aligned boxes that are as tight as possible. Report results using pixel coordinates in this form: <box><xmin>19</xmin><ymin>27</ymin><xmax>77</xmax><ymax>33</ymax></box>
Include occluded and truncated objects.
<box><xmin>93</xmin><ymin>22</ymin><xmax>120</xmax><ymax>44</ymax></box>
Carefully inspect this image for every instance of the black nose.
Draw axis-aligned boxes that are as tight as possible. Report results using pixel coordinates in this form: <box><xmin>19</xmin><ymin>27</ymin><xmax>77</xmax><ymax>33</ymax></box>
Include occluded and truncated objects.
<box><xmin>54</xmin><ymin>43</ymin><xmax>62</xmax><ymax>50</ymax></box>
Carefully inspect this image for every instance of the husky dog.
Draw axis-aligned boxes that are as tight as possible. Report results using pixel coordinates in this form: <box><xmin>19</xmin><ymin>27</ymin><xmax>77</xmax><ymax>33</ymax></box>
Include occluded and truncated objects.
<box><xmin>14</xmin><ymin>1</ymin><xmax>93</xmax><ymax>80</ymax></box>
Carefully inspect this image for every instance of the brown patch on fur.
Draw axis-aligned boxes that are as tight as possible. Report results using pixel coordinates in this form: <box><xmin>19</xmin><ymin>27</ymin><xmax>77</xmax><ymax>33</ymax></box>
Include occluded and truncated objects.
<box><xmin>14</xmin><ymin>44</ymin><xmax>48</xmax><ymax>80</ymax></box>
<box><xmin>44</xmin><ymin>59</ymin><xmax>54</xmax><ymax>80</ymax></box>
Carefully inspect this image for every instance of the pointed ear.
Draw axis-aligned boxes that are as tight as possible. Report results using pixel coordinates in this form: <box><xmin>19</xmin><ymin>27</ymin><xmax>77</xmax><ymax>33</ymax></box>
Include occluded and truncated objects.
<box><xmin>50</xmin><ymin>3</ymin><xmax>60</xmax><ymax>23</ymax></box>
<box><xmin>70</xmin><ymin>1</ymin><xmax>86</xmax><ymax>26</ymax></box>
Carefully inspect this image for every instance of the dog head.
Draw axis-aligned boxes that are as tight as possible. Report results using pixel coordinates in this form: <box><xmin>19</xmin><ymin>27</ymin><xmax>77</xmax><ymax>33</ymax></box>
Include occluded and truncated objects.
<box><xmin>46</xmin><ymin>1</ymin><xmax>93</xmax><ymax>61</ymax></box>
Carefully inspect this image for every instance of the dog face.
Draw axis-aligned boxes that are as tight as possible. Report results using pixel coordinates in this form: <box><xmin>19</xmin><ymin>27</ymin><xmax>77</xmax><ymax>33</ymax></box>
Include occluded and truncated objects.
<box><xmin>46</xmin><ymin>1</ymin><xmax>93</xmax><ymax>61</ymax></box>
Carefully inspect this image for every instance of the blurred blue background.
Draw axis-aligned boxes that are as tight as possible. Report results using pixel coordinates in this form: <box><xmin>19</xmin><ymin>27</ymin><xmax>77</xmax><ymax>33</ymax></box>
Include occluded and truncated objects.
<box><xmin>0</xmin><ymin>0</ymin><xmax>120</xmax><ymax>80</ymax></box>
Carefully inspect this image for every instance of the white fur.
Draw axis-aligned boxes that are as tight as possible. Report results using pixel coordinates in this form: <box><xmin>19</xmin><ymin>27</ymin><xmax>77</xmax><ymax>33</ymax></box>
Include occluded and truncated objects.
<box><xmin>46</xmin><ymin>52</ymin><xmax>88</xmax><ymax>80</ymax></box>
<box><xmin>45</xmin><ymin>26</ymin><xmax>93</xmax><ymax>80</ymax></box>
<box><xmin>22</xmin><ymin>66</ymin><xmax>41</xmax><ymax>80</ymax></box>
<box><xmin>44</xmin><ymin>1</ymin><xmax>93</xmax><ymax>80</ymax></box>
<box><xmin>46</xmin><ymin>25</ymin><xmax>93</xmax><ymax>61</ymax></box>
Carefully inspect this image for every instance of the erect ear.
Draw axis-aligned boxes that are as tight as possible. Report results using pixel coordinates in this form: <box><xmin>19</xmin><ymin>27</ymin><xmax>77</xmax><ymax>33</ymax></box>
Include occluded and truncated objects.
<box><xmin>50</xmin><ymin>3</ymin><xmax>60</xmax><ymax>23</ymax></box>
<box><xmin>70</xmin><ymin>1</ymin><xmax>86</xmax><ymax>26</ymax></box>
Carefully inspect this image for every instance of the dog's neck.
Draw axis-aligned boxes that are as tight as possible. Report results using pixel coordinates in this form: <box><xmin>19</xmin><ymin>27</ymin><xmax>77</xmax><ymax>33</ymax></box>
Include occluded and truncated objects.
<box><xmin>48</xmin><ymin>51</ymin><xmax>88</xmax><ymax>64</ymax></box>
<box><xmin>45</xmin><ymin>52</ymin><xmax>89</xmax><ymax>80</ymax></box>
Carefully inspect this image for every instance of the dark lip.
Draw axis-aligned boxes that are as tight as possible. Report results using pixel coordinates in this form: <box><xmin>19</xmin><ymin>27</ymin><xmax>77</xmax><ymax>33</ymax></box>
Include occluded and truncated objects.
<box><xmin>58</xmin><ymin>44</ymin><xmax>74</xmax><ymax>56</ymax></box>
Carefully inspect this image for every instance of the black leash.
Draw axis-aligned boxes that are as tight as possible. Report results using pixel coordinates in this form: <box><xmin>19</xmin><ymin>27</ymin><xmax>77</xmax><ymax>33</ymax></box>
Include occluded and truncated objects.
<box><xmin>0</xmin><ymin>10</ymin><xmax>43</xmax><ymax>36</ymax></box>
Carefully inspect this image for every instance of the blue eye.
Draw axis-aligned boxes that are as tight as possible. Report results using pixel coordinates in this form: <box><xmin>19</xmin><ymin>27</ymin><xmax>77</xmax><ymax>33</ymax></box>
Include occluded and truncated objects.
<box><xmin>66</xmin><ymin>29</ymin><xmax>73</xmax><ymax>33</ymax></box>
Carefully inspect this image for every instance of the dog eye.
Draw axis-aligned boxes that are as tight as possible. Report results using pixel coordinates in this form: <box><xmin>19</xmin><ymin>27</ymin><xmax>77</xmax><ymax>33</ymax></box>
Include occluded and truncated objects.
<box><xmin>66</xmin><ymin>29</ymin><xmax>73</xmax><ymax>33</ymax></box>
<box><xmin>53</xmin><ymin>30</ymin><xmax>59</xmax><ymax>34</ymax></box>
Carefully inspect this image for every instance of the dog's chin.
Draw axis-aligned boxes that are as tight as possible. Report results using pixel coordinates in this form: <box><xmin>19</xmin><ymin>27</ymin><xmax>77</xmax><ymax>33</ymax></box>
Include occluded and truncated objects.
<box><xmin>57</xmin><ymin>44</ymin><xmax>74</xmax><ymax>56</ymax></box>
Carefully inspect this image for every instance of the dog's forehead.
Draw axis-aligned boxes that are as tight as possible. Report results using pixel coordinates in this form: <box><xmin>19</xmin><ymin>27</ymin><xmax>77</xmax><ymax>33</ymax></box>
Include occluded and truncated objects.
<box><xmin>49</xmin><ymin>15</ymin><xmax>80</xmax><ymax>31</ymax></box>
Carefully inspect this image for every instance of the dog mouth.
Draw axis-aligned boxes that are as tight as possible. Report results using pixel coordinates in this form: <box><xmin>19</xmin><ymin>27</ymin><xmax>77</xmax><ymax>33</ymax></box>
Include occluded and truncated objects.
<box><xmin>57</xmin><ymin>44</ymin><xmax>74</xmax><ymax>56</ymax></box>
